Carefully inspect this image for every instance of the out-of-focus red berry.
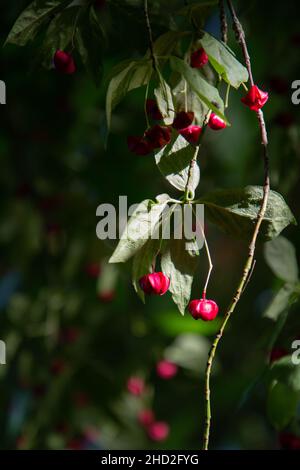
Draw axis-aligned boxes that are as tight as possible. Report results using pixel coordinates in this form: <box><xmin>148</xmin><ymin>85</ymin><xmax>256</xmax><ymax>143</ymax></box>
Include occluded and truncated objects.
<box><xmin>156</xmin><ymin>360</ymin><xmax>178</xmax><ymax>380</ymax></box>
<box><xmin>138</xmin><ymin>409</ymin><xmax>155</xmax><ymax>427</ymax></box>
<box><xmin>54</xmin><ymin>50</ymin><xmax>76</xmax><ymax>74</ymax></box>
<box><xmin>127</xmin><ymin>376</ymin><xmax>145</xmax><ymax>396</ymax></box>
<box><xmin>147</xmin><ymin>421</ymin><xmax>170</xmax><ymax>442</ymax></box>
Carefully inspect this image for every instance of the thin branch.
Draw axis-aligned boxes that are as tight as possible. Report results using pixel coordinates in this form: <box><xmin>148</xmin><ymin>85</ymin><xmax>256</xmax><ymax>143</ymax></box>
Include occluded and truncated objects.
<box><xmin>144</xmin><ymin>0</ymin><xmax>156</xmax><ymax>70</ymax></box>
<box><xmin>202</xmin><ymin>0</ymin><xmax>270</xmax><ymax>450</ymax></box>
<box><xmin>184</xmin><ymin>145</ymin><xmax>200</xmax><ymax>201</ymax></box>
<box><xmin>193</xmin><ymin>206</ymin><xmax>213</xmax><ymax>296</ymax></box>
<box><xmin>184</xmin><ymin>112</ymin><xmax>210</xmax><ymax>201</ymax></box>
<box><xmin>219</xmin><ymin>0</ymin><xmax>228</xmax><ymax>44</ymax></box>
<box><xmin>226</xmin><ymin>0</ymin><xmax>254</xmax><ymax>86</ymax></box>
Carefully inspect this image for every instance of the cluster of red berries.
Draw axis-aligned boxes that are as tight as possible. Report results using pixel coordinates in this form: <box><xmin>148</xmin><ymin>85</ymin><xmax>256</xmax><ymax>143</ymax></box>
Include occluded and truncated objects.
<box><xmin>139</xmin><ymin>272</ymin><xmax>219</xmax><ymax>321</ymax></box>
<box><xmin>138</xmin><ymin>410</ymin><xmax>170</xmax><ymax>442</ymax></box>
<box><xmin>126</xmin><ymin>366</ymin><xmax>178</xmax><ymax>442</ymax></box>
<box><xmin>128</xmin><ymin>106</ymin><xmax>227</xmax><ymax>156</ymax></box>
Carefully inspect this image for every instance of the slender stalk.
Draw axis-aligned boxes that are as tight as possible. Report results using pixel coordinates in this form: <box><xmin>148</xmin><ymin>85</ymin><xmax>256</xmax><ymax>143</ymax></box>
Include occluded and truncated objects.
<box><xmin>184</xmin><ymin>145</ymin><xmax>200</xmax><ymax>201</ymax></box>
<box><xmin>192</xmin><ymin>206</ymin><xmax>213</xmax><ymax>296</ymax></box>
<box><xmin>226</xmin><ymin>0</ymin><xmax>254</xmax><ymax>86</ymax></box>
<box><xmin>144</xmin><ymin>0</ymin><xmax>156</xmax><ymax>70</ymax></box>
<box><xmin>184</xmin><ymin>112</ymin><xmax>210</xmax><ymax>202</ymax></box>
<box><xmin>225</xmin><ymin>82</ymin><xmax>231</xmax><ymax>108</ymax></box>
<box><xmin>219</xmin><ymin>0</ymin><xmax>228</xmax><ymax>44</ymax></box>
<box><xmin>202</xmin><ymin>0</ymin><xmax>270</xmax><ymax>450</ymax></box>
<box><xmin>144</xmin><ymin>82</ymin><xmax>150</xmax><ymax>128</ymax></box>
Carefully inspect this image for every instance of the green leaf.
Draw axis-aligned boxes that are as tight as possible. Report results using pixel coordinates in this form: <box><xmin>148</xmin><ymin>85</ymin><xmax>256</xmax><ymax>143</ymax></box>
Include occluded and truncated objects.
<box><xmin>164</xmin><ymin>333</ymin><xmax>212</xmax><ymax>373</ymax></box>
<box><xmin>269</xmin><ymin>356</ymin><xmax>300</xmax><ymax>392</ymax></box>
<box><xmin>152</xmin><ymin>311</ymin><xmax>222</xmax><ymax>336</ymax></box>
<box><xmin>264</xmin><ymin>236</ymin><xmax>299</xmax><ymax>283</ymax></box>
<box><xmin>200</xmin><ymin>186</ymin><xmax>297</xmax><ymax>241</ymax></box>
<box><xmin>263</xmin><ymin>284</ymin><xmax>298</xmax><ymax>321</ymax></box>
<box><xmin>5</xmin><ymin>0</ymin><xmax>72</xmax><ymax>47</ymax></box>
<box><xmin>173</xmin><ymin>77</ymin><xmax>207</xmax><ymax>125</ymax></box>
<box><xmin>199</xmin><ymin>32</ymin><xmax>248</xmax><ymax>88</ymax></box>
<box><xmin>170</xmin><ymin>56</ymin><xmax>227</xmax><ymax>122</ymax></box>
<box><xmin>97</xmin><ymin>260</ymin><xmax>118</xmax><ymax>296</ymax></box>
<box><xmin>152</xmin><ymin>31</ymin><xmax>190</xmax><ymax>57</ymax></box>
<box><xmin>267</xmin><ymin>381</ymin><xmax>299</xmax><ymax>430</ymax></box>
<box><xmin>177</xmin><ymin>2</ymin><xmax>218</xmax><ymax>29</ymax></box>
<box><xmin>154</xmin><ymin>79</ymin><xmax>175</xmax><ymax>126</ymax></box>
<box><xmin>109</xmin><ymin>199</ymin><xmax>169</xmax><ymax>264</ymax></box>
<box><xmin>155</xmin><ymin>134</ymin><xmax>199</xmax><ymax>192</ymax></box>
<box><xmin>40</xmin><ymin>5</ymin><xmax>80</xmax><ymax>67</ymax></box>
<box><xmin>132</xmin><ymin>238</ymin><xmax>160</xmax><ymax>302</ymax></box>
<box><xmin>161</xmin><ymin>237</ymin><xmax>199</xmax><ymax>314</ymax></box>
<box><xmin>106</xmin><ymin>59</ymin><xmax>152</xmax><ymax>130</ymax></box>
<box><xmin>76</xmin><ymin>5</ymin><xmax>104</xmax><ymax>84</ymax></box>
<box><xmin>131</xmin><ymin>194</ymin><xmax>174</xmax><ymax>301</ymax></box>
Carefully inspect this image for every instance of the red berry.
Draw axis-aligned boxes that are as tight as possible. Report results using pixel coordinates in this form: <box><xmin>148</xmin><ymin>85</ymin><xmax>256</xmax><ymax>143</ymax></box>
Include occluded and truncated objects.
<box><xmin>279</xmin><ymin>432</ymin><xmax>300</xmax><ymax>450</ymax></box>
<box><xmin>147</xmin><ymin>421</ymin><xmax>170</xmax><ymax>442</ymax></box>
<box><xmin>241</xmin><ymin>85</ymin><xmax>268</xmax><ymax>111</ymax></box>
<box><xmin>98</xmin><ymin>290</ymin><xmax>115</xmax><ymax>303</ymax></box>
<box><xmin>138</xmin><ymin>409</ymin><xmax>155</xmax><ymax>427</ymax></box>
<box><xmin>85</xmin><ymin>262</ymin><xmax>101</xmax><ymax>278</ymax></box>
<box><xmin>269</xmin><ymin>347</ymin><xmax>288</xmax><ymax>364</ymax></box>
<box><xmin>190</xmin><ymin>48</ymin><xmax>208</xmax><ymax>68</ymax></box>
<box><xmin>127</xmin><ymin>376</ymin><xmax>145</xmax><ymax>396</ymax></box>
<box><xmin>172</xmin><ymin>111</ymin><xmax>194</xmax><ymax>130</ymax></box>
<box><xmin>208</xmin><ymin>113</ymin><xmax>227</xmax><ymax>130</ymax></box>
<box><xmin>188</xmin><ymin>298</ymin><xmax>219</xmax><ymax>321</ymax></box>
<box><xmin>179</xmin><ymin>125</ymin><xmax>202</xmax><ymax>144</ymax></box>
<box><xmin>139</xmin><ymin>272</ymin><xmax>170</xmax><ymax>296</ymax></box>
<box><xmin>54</xmin><ymin>50</ymin><xmax>76</xmax><ymax>75</ymax></box>
<box><xmin>146</xmin><ymin>99</ymin><xmax>163</xmax><ymax>121</ymax></box>
<box><xmin>127</xmin><ymin>136</ymin><xmax>153</xmax><ymax>155</ymax></box>
<box><xmin>144</xmin><ymin>125</ymin><xmax>171</xmax><ymax>149</ymax></box>
<box><xmin>156</xmin><ymin>360</ymin><xmax>178</xmax><ymax>380</ymax></box>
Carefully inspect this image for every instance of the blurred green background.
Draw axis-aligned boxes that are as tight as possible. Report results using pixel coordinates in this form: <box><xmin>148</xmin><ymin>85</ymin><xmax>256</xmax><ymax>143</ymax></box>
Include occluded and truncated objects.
<box><xmin>0</xmin><ymin>0</ymin><xmax>300</xmax><ymax>450</ymax></box>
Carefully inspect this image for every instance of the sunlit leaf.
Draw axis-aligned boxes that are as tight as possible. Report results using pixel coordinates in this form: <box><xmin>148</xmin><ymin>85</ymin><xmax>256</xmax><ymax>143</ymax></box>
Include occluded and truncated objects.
<box><xmin>200</xmin><ymin>186</ymin><xmax>297</xmax><ymax>241</ymax></box>
<box><xmin>264</xmin><ymin>236</ymin><xmax>299</xmax><ymax>283</ymax></box>
<box><xmin>199</xmin><ymin>32</ymin><xmax>248</xmax><ymax>88</ymax></box>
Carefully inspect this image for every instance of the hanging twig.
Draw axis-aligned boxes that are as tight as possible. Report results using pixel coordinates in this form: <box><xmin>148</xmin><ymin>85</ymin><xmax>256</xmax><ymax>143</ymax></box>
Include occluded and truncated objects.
<box><xmin>202</xmin><ymin>0</ymin><xmax>270</xmax><ymax>450</ymax></box>
<box><xmin>144</xmin><ymin>0</ymin><xmax>156</xmax><ymax>70</ymax></box>
<box><xmin>219</xmin><ymin>0</ymin><xmax>228</xmax><ymax>44</ymax></box>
